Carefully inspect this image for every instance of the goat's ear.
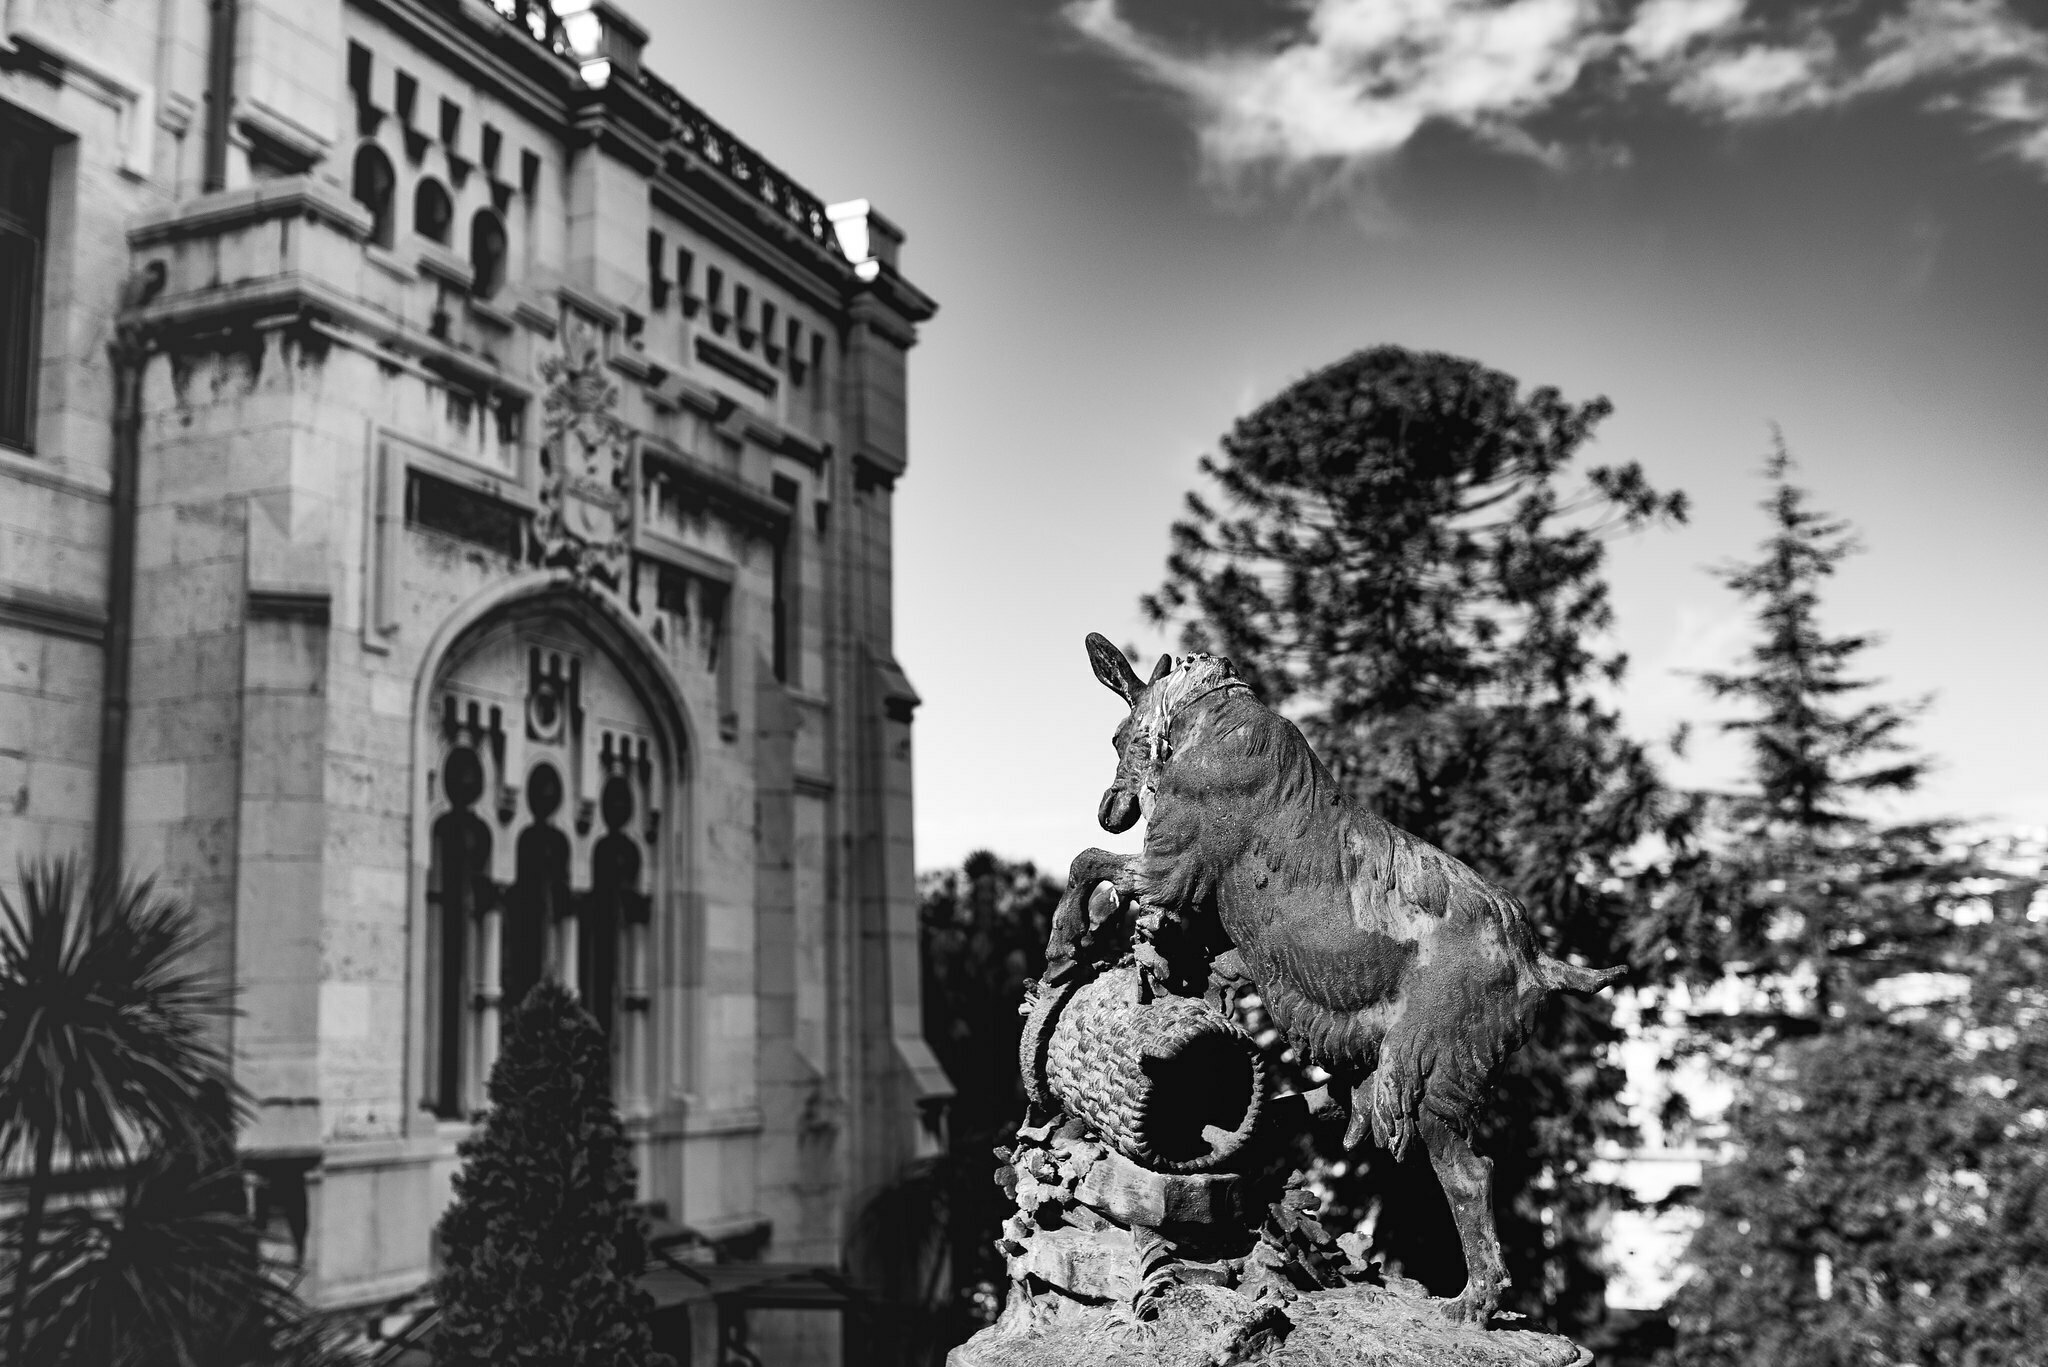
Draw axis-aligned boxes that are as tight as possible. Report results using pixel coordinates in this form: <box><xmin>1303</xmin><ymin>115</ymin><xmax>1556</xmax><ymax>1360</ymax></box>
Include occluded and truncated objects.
<box><xmin>1150</xmin><ymin>653</ymin><xmax>1174</xmax><ymax>684</ymax></box>
<box><xmin>1085</xmin><ymin>633</ymin><xmax>1144</xmax><ymax>704</ymax></box>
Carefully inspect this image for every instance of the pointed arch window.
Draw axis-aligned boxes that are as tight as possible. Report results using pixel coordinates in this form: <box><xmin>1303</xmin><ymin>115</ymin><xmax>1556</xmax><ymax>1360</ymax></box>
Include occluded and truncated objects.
<box><xmin>352</xmin><ymin>143</ymin><xmax>396</xmax><ymax>248</ymax></box>
<box><xmin>469</xmin><ymin>208</ymin><xmax>507</xmax><ymax>298</ymax></box>
<box><xmin>424</xmin><ymin>616</ymin><xmax>675</xmax><ymax>1118</ymax></box>
<box><xmin>414</xmin><ymin>177</ymin><xmax>453</xmax><ymax>244</ymax></box>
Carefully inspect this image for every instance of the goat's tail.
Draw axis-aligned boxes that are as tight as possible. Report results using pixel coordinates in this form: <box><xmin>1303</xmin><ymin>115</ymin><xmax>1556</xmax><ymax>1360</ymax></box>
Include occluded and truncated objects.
<box><xmin>1539</xmin><ymin>955</ymin><xmax>1627</xmax><ymax>996</ymax></box>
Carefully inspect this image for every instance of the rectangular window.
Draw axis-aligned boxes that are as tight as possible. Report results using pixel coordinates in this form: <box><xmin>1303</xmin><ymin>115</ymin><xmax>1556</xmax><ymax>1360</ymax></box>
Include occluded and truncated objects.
<box><xmin>647</xmin><ymin>229</ymin><xmax>668</xmax><ymax>310</ymax></box>
<box><xmin>677</xmin><ymin>248</ymin><xmax>699</xmax><ymax>317</ymax></box>
<box><xmin>771</xmin><ymin>475</ymin><xmax>799</xmax><ymax>685</ymax></box>
<box><xmin>405</xmin><ymin>469</ymin><xmax>524</xmax><ymax>559</ymax></box>
<box><xmin>346</xmin><ymin>42</ymin><xmax>373</xmax><ymax>103</ymax></box>
<box><xmin>395</xmin><ymin>70</ymin><xmax>418</xmax><ymax>126</ymax></box>
<box><xmin>0</xmin><ymin>120</ymin><xmax>50</xmax><ymax>453</ymax></box>
<box><xmin>706</xmin><ymin>265</ymin><xmax>727</xmax><ymax>334</ymax></box>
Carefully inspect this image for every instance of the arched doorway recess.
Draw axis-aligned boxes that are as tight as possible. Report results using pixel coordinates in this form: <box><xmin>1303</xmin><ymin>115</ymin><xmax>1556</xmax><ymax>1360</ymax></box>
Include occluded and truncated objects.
<box><xmin>418</xmin><ymin>584</ymin><xmax>688</xmax><ymax>1120</ymax></box>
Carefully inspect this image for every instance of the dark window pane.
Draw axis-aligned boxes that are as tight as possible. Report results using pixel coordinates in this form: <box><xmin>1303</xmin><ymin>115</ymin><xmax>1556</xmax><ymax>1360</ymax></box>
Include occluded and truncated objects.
<box><xmin>406</xmin><ymin>469</ymin><xmax>524</xmax><ymax>558</ymax></box>
<box><xmin>0</xmin><ymin>229</ymin><xmax>40</xmax><ymax>450</ymax></box>
<box><xmin>0</xmin><ymin>122</ymin><xmax>46</xmax><ymax>452</ymax></box>
<box><xmin>353</xmin><ymin>143</ymin><xmax>396</xmax><ymax>248</ymax></box>
<box><xmin>415</xmin><ymin>178</ymin><xmax>452</xmax><ymax>243</ymax></box>
<box><xmin>469</xmin><ymin>209</ymin><xmax>506</xmax><ymax>297</ymax></box>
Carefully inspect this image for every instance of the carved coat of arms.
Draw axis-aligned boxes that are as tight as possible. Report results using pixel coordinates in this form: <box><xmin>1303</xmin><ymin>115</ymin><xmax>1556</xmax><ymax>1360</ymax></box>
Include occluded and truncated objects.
<box><xmin>534</xmin><ymin>328</ymin><xmax>633</xmax><ymax>588</ymax></box>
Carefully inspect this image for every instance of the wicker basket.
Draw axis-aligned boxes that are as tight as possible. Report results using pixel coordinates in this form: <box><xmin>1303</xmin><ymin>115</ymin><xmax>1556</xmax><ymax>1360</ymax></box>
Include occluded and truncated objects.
<box><xmin>1025</xmin><ymin>966</ymin><xmax>1265</xmax><ymax>1174</ymax></box>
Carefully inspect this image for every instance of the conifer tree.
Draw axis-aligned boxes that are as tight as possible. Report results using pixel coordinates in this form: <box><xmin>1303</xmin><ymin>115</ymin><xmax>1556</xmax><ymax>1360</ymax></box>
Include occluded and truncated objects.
<box><xmin>1643</xmin><ymin>438</ymin><xmax>2041</xmax><ymax>1363</ymax></box>
<box><xmin>1665</xmin><ymin>882</ymin><xmax>2048</xmax><ymax>1366</ymax></box>
<box><xmin>1637</xmin><ymin>435</ymin><xmax>1955</xmax><ymax>1035</ymax></box>
<box><xmin>432</xmin><ymin>980</ymin><xmax>668</xmax><ymax>1367</ymax></box>
<box><xmin>1146</xmin><ymin>345</ymin><xmax>1686</xmax><ymax>1330</ymax></box>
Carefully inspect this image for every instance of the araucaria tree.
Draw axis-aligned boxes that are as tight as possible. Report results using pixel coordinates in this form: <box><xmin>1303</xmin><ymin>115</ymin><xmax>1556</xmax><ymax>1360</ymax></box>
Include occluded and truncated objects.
<box><xmin>433</xmin><ymin>980</ymin><xmax>666</xmax><ymax>1367</ymax></box>
<box><xmin>1145</xmin><ymin>345</ymin><xmax>1686</xmax><ymax>1330</ymax></box>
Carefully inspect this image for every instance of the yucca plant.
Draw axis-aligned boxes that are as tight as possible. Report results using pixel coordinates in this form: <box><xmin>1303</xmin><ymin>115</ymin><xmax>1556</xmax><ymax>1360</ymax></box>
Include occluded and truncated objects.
<box><xmin>20</xmin><ymin>1130</ymin><xmax>317</xmax><ymax>1367</ymax></box>
<box><xmin>0</xmin><ymin>859</ymin><xmax>238</xmax><ymax>1366</ymax></box>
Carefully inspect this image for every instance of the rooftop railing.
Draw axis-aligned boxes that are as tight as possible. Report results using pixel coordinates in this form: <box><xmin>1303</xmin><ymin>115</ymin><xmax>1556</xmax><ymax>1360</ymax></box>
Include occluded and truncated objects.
<box><xmin>468</xmin><ymin>0</ymin><xmax>845</xmax><ymax>260</ymax></box>
<box><xmin>636</xmin><ymin>69</ymin><xmax>840</xmax><ymax>257</ymax></box>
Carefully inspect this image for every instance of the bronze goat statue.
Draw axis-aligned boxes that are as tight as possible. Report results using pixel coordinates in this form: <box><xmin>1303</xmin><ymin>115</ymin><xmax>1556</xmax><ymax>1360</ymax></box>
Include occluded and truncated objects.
<box><xmin>1046</xmin><ymin>634</ymin><xmax>1624</xmax><ymax>1324</ymax></box>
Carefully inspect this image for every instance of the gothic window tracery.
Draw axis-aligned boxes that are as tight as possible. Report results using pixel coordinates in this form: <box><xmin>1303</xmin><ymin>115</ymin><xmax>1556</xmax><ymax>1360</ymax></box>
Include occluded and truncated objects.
<box><xmin>423</xmin><ymin>614</ymin><xmax>674</xmax><ymax>1118</ymax></box>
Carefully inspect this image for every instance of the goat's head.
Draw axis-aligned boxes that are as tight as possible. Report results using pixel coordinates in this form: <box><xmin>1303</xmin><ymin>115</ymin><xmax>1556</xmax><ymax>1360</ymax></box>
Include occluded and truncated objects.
<box><xmin>1084</xmin><ymin>633</ymin><xmax>1239</xmax><ymax>834</ymax></box>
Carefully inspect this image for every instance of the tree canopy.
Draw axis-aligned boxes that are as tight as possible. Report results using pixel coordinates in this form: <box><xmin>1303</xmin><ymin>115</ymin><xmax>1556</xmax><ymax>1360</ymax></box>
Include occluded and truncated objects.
<box><xmin>1146</xmin><ymin>345</ymin><xmax>1686</xmax><ymax>1330</ymax></box>
<box><xmin>1640</xmin><ymin>442</ymin><xmax>2045</xmax><ymax>1364</ymax></box>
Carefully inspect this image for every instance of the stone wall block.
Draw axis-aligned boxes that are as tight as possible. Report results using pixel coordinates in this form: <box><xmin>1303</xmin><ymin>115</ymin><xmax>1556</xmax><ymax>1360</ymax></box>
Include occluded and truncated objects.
<box><xmin>127</xmin><ymin>695</ymin><xmax>235</xmax><ymax>765</ymax></box>
<box><xmin>240</xmin><ymin>795</ymin><xmax>324</xmax><ymax>865</ymax></box>
<box><xmin>161</xmin><ymin>815</ymin><xmax>237</xmax><ymax>885</ymax></box>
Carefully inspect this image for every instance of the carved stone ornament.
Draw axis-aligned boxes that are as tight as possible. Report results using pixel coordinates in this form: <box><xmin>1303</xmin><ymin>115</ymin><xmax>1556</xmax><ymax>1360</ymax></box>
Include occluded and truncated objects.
<box><xmin>534</xmin><ymin>324</ymin><xmax>634</xmax><ymax>589</ymax></box>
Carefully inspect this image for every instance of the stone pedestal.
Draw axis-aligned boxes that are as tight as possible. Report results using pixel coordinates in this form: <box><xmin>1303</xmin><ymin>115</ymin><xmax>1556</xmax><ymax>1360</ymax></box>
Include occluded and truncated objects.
<box><xmin>950</xmin><ymin>1281</ymin><xmax>1592</xmax><ymax>1367</ymax></box>
<box><xmin>970</xmin><ymin>967</ymin><xmax>1595</xmax><ymax>1367</ymax></box>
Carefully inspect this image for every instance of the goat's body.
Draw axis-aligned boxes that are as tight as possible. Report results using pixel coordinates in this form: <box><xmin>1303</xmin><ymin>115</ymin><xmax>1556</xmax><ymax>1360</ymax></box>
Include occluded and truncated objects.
<box><xmin>1062</xmin><ymin>639</ymin><xmax>1622</xmax><ymax>1323</ymax></box>
<box><xmin>1131</xmin><ymin>690</ymin><xmax>1578</xmax><ymax>1149</ymax></box>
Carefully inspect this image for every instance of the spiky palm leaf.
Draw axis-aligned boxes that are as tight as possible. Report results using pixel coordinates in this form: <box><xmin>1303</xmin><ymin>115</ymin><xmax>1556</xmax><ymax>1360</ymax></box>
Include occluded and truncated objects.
<box><xmin>16</xmin><ymin>1142</ymin><xmax>304</xmax><ymax>1367</ymax></box>
<box><xmin>0</xmin><ymin>859</ymin><xmax>237</xmax><ymax>1170</ymax></box>
<box><xmin>0</xmin><ymin>858</ymin><xmax>242</xmax><ymax>1365</ymax></box>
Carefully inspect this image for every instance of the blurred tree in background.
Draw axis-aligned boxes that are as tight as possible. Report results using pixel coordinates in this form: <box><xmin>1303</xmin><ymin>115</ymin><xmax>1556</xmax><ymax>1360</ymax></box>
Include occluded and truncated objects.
<box><xmin>1636</xmin><ymin>441</ymin><xmax>2048</xmax><ymax>1363</ymax></box>
<box><xmin>1665</xmin><ymin>902</ymin><xmax>2048</xmax><ymax>1366</ymax></box>
<box><xmin>1633</xmin><ymin>436</ymin><xmax>1962</xmax><ymax>1039</ymax></box>
<box><xmin>1143</xmin><ymin>345</ymin><xmax>1687</xmax><ymax>1332</ymax></box>
<box><xmin>910</xmin><ymin>853</ymin><xmax>1063</xmax><ymax>1347</ymax></box>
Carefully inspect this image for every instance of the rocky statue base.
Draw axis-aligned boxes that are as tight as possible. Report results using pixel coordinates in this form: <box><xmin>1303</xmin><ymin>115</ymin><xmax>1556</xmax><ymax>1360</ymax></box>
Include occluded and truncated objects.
<box><xmin>954</xmin><ymin>965</ymin><xmax>1591</xmax><ymax>1367</ymax></box>
<box><xmin>951</xmin><ymin>1280</ymin><xmax>1590</xmax><ymax>1367</ymax></box>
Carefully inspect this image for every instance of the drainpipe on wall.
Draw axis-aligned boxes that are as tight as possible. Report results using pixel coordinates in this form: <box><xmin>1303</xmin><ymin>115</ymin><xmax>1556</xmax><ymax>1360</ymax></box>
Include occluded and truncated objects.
<box><xmin>96</xmin><ymin>280</ymin><xmax>155</xmax><ymax>888</ymax></box>
<box><xmin>203</xmin><ymin>0</ymin><xmax>236</xmax><ymax>191</ymax></box>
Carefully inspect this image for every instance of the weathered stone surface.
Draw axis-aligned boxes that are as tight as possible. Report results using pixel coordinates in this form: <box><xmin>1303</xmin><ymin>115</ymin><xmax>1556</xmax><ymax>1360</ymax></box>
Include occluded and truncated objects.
<box><xmin>1016</xmin><ymin>1223</ymin><xmax>1141</xmax><ymax>1303</ymax></box>
<box><xmin>1073</xmin><ymin>1147</ymin><xmax>1241</xmax><ymax>1228</ymax></box>
<box><xmin>951</xmin><ymin>1282</ymin><xmax>1591</xmax><ymax>1367</ymax></box>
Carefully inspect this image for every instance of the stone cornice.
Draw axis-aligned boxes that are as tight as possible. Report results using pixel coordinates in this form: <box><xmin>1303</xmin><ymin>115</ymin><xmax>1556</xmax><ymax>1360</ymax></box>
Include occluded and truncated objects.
<box><xmin>129</xmin><ymin>177</ymin><xmax>373</xmax><ymax>248</ymax></box>
<box><xmin>639</xmin><ymin>438</ymin><xmax>791</xmax><ymax>541</ymax></box>
<box><xmin>852</xmin><ymin>270</ymin><xmax>937</xmax><ymax>341</ymax></box>
<box><xmin>127</xmin><ymin>272</ymin><xmax>529</xmax><ymax>401</ymax></box>
<box><xmin>0</xmin><ymin>585</ymin><xmax>107</xmax><ymax>643</ymax></box>
<box><xmin>348</xmin><ymin>0</ymin><xmax>581</xmax><ymax>134</ymax></box>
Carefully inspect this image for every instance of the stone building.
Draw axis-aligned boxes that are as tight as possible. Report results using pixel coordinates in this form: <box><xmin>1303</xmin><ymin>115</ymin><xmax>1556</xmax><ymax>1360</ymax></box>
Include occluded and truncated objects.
<box><xmin>0</xmin><ymin>0</ymin><xmax>944</xmax><ymax>1346</ymax></box>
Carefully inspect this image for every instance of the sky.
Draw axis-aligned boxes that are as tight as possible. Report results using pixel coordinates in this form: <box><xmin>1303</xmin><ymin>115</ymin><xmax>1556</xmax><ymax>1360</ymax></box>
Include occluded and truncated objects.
<box><xmin>634</xmin><ymin>0</ymin><xmax>2048</xmax><ymax>874</ymax></box>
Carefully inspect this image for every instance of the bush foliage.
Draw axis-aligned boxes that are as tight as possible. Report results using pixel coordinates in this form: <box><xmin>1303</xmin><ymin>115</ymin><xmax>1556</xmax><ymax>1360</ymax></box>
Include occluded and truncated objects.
<box><xmin>432</xmin><ymin>980</ymin><xmax>668</xmax><ymax>1367</ymax></box>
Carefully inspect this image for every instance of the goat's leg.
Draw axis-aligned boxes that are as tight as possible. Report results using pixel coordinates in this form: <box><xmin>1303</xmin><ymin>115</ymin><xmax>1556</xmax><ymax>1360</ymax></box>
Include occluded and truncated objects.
<box><xmin>1342</xmin><ymin>1072</ymin><xmax>1376</xmax><ymax>1152</ymax></box>
<box><xmin>1419</xmin><ymin>1110</ymin><xmax>1507</xmax><ymax>1326</ymax></box>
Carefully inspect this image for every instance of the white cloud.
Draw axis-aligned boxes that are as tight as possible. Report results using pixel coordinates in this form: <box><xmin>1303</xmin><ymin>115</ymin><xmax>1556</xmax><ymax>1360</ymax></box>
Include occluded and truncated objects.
<box><xmin>1623</xmin><ymin>0</ymin><xmax>1745</xmax><ymax>62</ymax></box>
<box><xmin>1668</xmin><ymin>39</ymin><xmax>1839</xmax><ymax>119</ymax></box>
<box><xmin>1067</xmin><ymin>0</ymin><xmax>2048</xmax><ymax>178</ymax></box>
<box><xmin>1066</xmin><ymin>0</ymin><xmax>1608</xmax><ymax>164</ymax></box>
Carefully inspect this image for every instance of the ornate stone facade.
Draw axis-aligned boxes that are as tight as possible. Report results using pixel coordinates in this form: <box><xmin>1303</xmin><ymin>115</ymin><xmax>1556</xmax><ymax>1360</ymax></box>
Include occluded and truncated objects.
<box><xmin>0</xmin><ymin>0</ymin><xmax>944</xmax><ymax>1351</ymax></box>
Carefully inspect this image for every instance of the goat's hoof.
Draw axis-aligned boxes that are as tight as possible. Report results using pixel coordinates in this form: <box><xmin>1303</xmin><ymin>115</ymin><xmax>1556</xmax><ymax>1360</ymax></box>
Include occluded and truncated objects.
<box><xmin>1436</xmin><ymin>1289</ymin><xmax>1499</xmax><ymax>1326</ymax></box>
